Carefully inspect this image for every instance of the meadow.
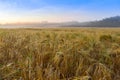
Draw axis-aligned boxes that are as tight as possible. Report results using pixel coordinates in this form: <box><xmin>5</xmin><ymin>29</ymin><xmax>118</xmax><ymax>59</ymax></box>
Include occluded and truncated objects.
<box><xmin>0</xmin><ymin>28</ymin><xmax>120</xmax><ymax>80</ymax></box>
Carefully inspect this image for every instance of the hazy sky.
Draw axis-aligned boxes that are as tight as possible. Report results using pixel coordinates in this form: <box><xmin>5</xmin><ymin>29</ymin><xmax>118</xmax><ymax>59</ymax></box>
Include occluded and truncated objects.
<box><xmin>0</xmin><ymin>0</ymin><xmax>120</xmax><ymax>24</ymax></box>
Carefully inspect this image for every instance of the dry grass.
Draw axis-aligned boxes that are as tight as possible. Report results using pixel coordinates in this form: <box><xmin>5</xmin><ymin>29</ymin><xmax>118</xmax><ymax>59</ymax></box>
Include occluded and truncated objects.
<box><xmin>0</xmin><ymin>28</ymin><xmax>120</xmax><ymax>80</ymax></box>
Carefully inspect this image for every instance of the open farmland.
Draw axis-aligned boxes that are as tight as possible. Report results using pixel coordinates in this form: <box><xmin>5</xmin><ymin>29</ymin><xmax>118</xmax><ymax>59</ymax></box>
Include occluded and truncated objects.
<box><xmin>0</xmin><ymin>28</ymin><xmax>120</xmax><ymax>80</ymax></box>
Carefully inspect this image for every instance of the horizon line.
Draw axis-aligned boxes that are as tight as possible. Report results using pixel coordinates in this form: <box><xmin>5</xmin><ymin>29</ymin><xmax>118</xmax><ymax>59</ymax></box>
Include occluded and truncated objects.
<box><xmin>0</xmin><ymin>15</ymin><xmax>120</xmax><ymax>25</ymax></box>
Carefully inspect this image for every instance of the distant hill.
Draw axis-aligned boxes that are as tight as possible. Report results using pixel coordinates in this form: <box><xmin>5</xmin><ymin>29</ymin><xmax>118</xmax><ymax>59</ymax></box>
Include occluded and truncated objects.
<box><xmin>1</xmin><ymin>16</ymin><xmax>120</xmax><ymax>28</ymax></box>
<box><xmin>80</xmin><ymin>16</ymin><xmax>120</xmax><ymax>27</ymax></box>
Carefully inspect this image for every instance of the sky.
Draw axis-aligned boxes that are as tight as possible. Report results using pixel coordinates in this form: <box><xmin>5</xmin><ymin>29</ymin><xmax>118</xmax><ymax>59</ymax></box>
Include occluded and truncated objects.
<box><xmin>0</xmin><ymin>0</ymin><xmax>120</xmax><ymax>24</ymax></box>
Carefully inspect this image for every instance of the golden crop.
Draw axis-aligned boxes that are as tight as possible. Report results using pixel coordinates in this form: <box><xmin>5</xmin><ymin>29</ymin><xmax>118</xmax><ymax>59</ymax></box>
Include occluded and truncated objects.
<box><xmin>0</xmin><ymin>28</ymin><xmax>120</xmax><ymax>80</ymax></box>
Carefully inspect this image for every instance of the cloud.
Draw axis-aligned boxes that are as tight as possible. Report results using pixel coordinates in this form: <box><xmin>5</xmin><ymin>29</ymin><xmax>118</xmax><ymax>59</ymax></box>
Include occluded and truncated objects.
<box><xmin>0</xmin><ymin>0</ymin><xmax>120</xmax><ymax>23</ymax></box>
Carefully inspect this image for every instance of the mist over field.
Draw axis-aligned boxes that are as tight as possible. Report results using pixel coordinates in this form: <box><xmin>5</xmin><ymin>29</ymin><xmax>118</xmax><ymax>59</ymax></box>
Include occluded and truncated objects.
<box><xmin>1</xmin><ymin>16</ymin><xmax>120</xmax><ymax>28</ymax></box>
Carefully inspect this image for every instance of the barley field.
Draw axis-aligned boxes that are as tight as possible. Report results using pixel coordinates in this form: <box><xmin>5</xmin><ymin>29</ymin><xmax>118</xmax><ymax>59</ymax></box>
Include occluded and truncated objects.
<box><xmin>0</xmin><ymin>28</ymin><xmax>120</xmax><ymax>80</ymax></box>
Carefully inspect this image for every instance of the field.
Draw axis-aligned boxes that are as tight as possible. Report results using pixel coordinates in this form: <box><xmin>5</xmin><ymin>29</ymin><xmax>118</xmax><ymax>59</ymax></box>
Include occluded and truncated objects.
<box><xmin>0</xmin><ymin>28</ymin><xmax>120</xmax><ymax>80</ymax></box>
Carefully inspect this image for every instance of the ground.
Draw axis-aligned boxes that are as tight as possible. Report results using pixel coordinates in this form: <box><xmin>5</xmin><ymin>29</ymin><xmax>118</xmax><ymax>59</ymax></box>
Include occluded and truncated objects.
<box><xmin>0</xmin><ymin>28</ymin><xmax>120</xmax><ymax>80</ymax></box>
